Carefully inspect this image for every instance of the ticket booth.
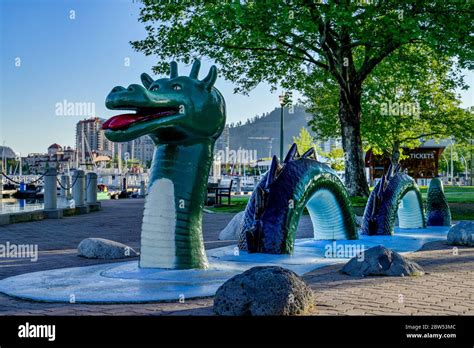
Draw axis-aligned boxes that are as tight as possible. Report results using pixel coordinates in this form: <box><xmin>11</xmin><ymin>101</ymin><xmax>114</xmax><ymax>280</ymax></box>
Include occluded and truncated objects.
<box><xmin>365</xmin><ymin>145</ymin><xmax>446</xmax><ymax>186</ymax></box>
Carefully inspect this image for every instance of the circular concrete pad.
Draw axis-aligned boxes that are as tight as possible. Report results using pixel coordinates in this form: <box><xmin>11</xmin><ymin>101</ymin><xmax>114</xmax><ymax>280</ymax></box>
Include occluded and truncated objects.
<box><xmin>0</xmin><ymin>227</ymin><xmax>449</xmax><ymax>303</ymax></box>
<box><xmin>0</xmin><ymin>261</ymin><xmax>242</xmax><ymax>303</ymax></box>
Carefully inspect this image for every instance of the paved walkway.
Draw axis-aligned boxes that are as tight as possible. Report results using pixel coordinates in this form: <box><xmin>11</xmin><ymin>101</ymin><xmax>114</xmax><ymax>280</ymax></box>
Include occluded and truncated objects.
<box><xmin>0</xmin><ymin>199</ymin><xmax>472</xmax><ymax>315</ymax></box>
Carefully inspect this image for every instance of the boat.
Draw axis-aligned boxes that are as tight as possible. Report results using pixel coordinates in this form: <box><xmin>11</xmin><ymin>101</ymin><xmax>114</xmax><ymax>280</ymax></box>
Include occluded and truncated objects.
<box><xmin>13</xmin><ymin>184</ymin><xmax>42</xmax><ymax>199</ymax></box>
<box><xmin>2</xmin><ymin>183</ymin><xmax>17</xmax><ymax>198</ymax></box>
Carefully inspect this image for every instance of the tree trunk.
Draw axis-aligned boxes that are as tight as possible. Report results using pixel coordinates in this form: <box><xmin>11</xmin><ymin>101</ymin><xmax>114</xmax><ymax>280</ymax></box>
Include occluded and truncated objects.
<box><xmin>339</xmin><ymin>87</ymin><xmax>370</xmax><ymax>197</ymax></box>
<box><xmin>391</xmin><ymin>142</ymin><xmax>401</xmax><ymax>166</ymax></box>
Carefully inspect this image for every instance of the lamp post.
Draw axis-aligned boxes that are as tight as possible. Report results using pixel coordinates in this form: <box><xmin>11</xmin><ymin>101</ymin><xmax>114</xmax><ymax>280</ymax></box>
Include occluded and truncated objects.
<box><xmin>471</xmin><ymin>134</ymin><xmax>473</xmax><ymax>186</ymax></box>
<box><xmin>443</xmin><ymin>157</ymin><xmax>449</xmax><ymax>183</ymax></box>
<box><xmin>450</xmin><ymin>137</ymin><xmax>454</xmax><ymax>185</ymax></box>
<box><xmin>460</xmin><ymin>155</ymin><xmax>468</xmax><ymax>186</ymax></box>
<box><xmin>278</xmin><ymin>92</ymin><xmax>292</xmax><ymax>160</ymax></box>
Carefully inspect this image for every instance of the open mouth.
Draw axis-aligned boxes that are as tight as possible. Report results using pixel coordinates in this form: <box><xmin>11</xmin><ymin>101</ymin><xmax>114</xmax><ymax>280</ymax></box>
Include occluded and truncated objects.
<box><xmin>102</xmin><ymin>106</ymin><xmax>179</xmax><ymax>131</ymax></box>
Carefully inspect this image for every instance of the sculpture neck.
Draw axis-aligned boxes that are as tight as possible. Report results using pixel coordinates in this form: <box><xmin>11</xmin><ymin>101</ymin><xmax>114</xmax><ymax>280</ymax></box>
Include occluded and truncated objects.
<box><xmin>150</xmin><ymin>138</ymin><xmax>214</xmax><ymax>185</ymax></box>
<box><xmin>139</xmin><ymin>138</ymin><xmax>215</xmax><ymax>269</ymax></box>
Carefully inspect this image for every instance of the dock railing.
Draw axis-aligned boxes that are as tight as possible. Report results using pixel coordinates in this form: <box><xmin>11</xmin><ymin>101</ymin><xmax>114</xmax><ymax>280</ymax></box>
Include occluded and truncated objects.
<box><xmin>1</xmin><ymin>169</ymin><xmax>100</xmax><ymax>220</ymax></box>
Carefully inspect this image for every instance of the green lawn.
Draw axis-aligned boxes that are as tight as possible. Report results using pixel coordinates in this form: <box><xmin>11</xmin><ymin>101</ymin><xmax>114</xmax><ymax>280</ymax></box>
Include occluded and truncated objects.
<box><xmin>207</xmin><ymin>186</ymin><xmax>474</xmax><ymax>220</ymax></box>
<box><xmin>205</xmin><ymin>196</ymin><xmax>250</xmax><ymax>213</ymax></box>
<box><xmin>419</xmin><ymin>186</ymin><xmax>474</xmax><ymax>203</ymax></box>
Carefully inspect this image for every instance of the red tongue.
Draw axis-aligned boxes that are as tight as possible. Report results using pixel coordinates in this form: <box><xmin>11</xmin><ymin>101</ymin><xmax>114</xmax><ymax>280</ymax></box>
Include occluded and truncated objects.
<box><xmin>102</xmin><ymin>114</ymin><xmax>141</xmax><ymax>130</ymax></box>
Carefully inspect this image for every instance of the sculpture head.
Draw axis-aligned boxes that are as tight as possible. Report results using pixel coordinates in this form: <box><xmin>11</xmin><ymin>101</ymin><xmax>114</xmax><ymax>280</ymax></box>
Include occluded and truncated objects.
<box><xmin>102</xmin><ymin>60</ymin><xmax>226</xmax><ymax>143</ymax></box>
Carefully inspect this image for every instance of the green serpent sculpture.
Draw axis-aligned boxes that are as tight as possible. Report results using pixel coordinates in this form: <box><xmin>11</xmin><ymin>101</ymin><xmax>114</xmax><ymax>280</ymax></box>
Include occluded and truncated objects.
<box><xmin>238</xmin><ymin>144</ymin><xmax>357</xmax><ymax>254</ymax></box>
<box><xmin>103</xmin><ymin>60</ymin><xmax>225</xmax><ymax>269</ymax></box>
<box><xmin>361</xmin><ymin>165</ymin><xmax>426</xmax><ymax>235</ymax></box>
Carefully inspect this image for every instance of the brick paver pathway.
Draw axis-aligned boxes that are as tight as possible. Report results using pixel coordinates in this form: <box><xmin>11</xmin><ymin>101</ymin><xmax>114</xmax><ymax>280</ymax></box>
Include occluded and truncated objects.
<box><xmin>304</xmin><ymin>241</ymin><xmax>474</xmax><ymax>315</ymax></box>
<box><xmin>0</xmin><ymin>199</ymin><xmax>472</xmax><ymax>315</ymax></box>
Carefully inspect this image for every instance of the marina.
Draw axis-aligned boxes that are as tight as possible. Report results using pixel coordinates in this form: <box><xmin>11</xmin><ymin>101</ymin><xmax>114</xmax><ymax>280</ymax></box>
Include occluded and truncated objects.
<box><xmin>0</xmin><ymin>169</ymin><xmax>262</xmax><ymax>218</ymax></box>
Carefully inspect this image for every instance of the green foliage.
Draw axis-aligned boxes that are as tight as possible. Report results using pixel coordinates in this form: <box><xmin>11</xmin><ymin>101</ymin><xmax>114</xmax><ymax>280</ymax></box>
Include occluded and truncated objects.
<box><xmin>439</xmin><ymin>141</ymin><xmax>474</xmax><ymax>175</ymax></box>
<box><xmin>131</xmin><ymin>0</ymin><xmax>473</xmax><ymax>195</ymax></box>
<box><xmin>291</xmin><ymin>127</ymin><xmax>316</xmax><ymax>154</ymax></box>
<box><xmin>307</xmin><ymin>44</ymin><xmax>474</xmax><ymax>163</ymax></box>
<box><xmin>323</xmin><ymin>148</ymin><xmax>345</xmax><ymax>171</ymax></box>
<box><xmin>21</xmin><ymin>162</ymin><xmax>30</xmax><ymax>174</ymax></box>
<box><xmin>132</xmin><ymin>1</ymin><xmax>473</xmax><ymax>93</ymax></box>
<box><xmin>361</xmin><ymin>45</ymin><xmax>473</xmax><ymax>162</ymax></box>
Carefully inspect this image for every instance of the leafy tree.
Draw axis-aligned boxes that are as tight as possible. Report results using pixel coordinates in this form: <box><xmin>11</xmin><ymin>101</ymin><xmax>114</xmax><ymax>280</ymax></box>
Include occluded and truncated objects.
<box><xmin>307</xmin><ymin>44</ymin><xmax>474</xmax><ymax>166</ymax></box>
<box><xmin>291</xmin><ymin>127</ymin><xmax>317</xmax><ymax>154</ymax></box>
<box><xmin>440</xmin><ymin>141</ymin><xmax>474</xmax><ymax>180</ymax></box>
<box><xmin>323</xmin><ymin>148</ymin><xmax>345</xmax><ymax>171</ymax></box>
<box><xmin>131</xmin><ymin>0</ymin><xmax>473</xmax><ymax>196</ymax></box>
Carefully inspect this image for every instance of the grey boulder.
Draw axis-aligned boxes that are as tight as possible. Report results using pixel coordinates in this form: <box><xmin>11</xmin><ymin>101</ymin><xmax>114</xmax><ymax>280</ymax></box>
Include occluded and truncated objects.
<box><xmin>214</xmin><ymin>266</ymin><xmax>314</xmax><ymax>316</ymax></box>
<box><xmin>447</xmin><ymin>221</ymin><xmax>473</xmax><ymax>246</ymax></box>
<box><xmin>218</xmin><ymin>211</ymin><xmax>244</xmax><ymax>240</ymax></box>
<box><xmin>341</xmin><ymin>245</ymin><xmax>424</xmax><ymax>277</ymax></box>
<box><xmin>78</xmin><ymin>238</ymin><xmax>138</xmax><ymax>259</ymax></box>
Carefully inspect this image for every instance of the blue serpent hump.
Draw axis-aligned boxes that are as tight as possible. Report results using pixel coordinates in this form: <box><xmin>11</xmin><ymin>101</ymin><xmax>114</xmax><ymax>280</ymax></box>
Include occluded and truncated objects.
<box><xmin>426</xmin><ymin>177</ymin><xmax>451</xmax><ymax>226</ymax></box>
<box><xmin>238</xmin><ymin>144</ymin><xmax>357</xmax><ymax>254</ymax></box>
<box><xmin>361</xmin><ymin>165</ymin><xmax>425</xmax><ymax>236</ymax></box>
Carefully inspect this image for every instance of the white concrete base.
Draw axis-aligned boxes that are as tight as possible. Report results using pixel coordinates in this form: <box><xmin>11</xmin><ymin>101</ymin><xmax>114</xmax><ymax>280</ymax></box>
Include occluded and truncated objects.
<box><xmin>0</xmin><ymin>226</ymin><xmax>449</xmax><ymax>303</ymax></box>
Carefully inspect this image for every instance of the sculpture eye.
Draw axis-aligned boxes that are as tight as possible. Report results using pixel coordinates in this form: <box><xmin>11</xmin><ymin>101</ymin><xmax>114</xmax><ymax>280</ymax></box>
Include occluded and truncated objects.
<box><xmin>150</xmin><ymin>85</ymin><xmax>160</xmax><ymax>91</ymax></box>
<box><xmin>172</xmin><ymin>84</ymin><xmax>182</xmax><ymax>91</ymax></box>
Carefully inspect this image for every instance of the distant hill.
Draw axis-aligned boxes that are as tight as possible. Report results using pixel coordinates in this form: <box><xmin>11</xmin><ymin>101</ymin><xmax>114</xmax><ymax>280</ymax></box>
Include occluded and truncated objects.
<box><xmin>217</xmin><ymin>105</ymin><xmax>316</xmax><ymax>159</ymax></box>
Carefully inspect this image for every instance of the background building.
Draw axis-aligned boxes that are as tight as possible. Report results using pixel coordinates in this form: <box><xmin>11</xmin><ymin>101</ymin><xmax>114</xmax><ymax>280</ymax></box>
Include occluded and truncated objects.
<box><xmin>0</xmin><ymin>145</ymin><xmax>17</xmax><ymax>174</ymax></box>
<box><xmin>318</xmin><ymin>138</ymin><xmax>342</xmax><ymax>154</ymax></box>
<box><xmin>132</xmin><ymin>136</ymin><xmax>155</xmax><ymax>165</ymax></box>
<box><xmin>75</xmin><ymin>117</ymin><xmax>114</xmax><ymax>164</ymax></box>
<box><xmin>365</xmin><ymin>140</ymin><xmax>451</xmax><ymax>186</ymax></box>
<box><xmin>23</xmin><ymin>144</ymin><xmax>76</xmax><ymax>173</ymax></box>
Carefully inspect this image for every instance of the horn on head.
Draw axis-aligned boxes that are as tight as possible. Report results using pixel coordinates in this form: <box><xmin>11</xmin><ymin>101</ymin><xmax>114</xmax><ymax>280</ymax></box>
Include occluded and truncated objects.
<box><xmin>377</xmin><ymin>174</ymin><xmax>386</xmax><ymax>198</ymax></box>
<box><xmin>141</xmin><ymin>73</ymin><xmax>154</xmax><ymax>89</ymax></box>
<box><xmin>284</xmin><ymin>143</ymin><xmax>299</xmax><ymax>163</ymax></box>
<box><xmin>201</xmin><ymin>65</ymin><xmax>218</xmax><ymax>90</ymax></box>
<box><xmin>386</xmin><ymin>163</ymin><xmax>393</xmax><ymax>181</ymax></box>
<box><xmin>301</xmin><ymin>147</ymin><xmax>317</xmax><ymax>160</ymax></box>
<box><xmin>170</xmin><ymin>61</ymin><xmax>178</xmax><ymax>78</ymax></box>
<box><xmin>189</xmin><ymin>60</ymin><xmax>201</xmax><ymax>79</ymax></box>
<box><xmin>265</xmin><ymin>156</ymin><xmax>280</xmax><ymax>191</ymax></box>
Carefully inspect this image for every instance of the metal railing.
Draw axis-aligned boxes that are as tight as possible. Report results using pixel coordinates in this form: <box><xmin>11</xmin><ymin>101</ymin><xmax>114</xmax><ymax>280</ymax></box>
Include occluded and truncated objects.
<box><xmin>1</xmin><ymin>169</ymin><xmax>98</xmax><ymax>214</ymax></box>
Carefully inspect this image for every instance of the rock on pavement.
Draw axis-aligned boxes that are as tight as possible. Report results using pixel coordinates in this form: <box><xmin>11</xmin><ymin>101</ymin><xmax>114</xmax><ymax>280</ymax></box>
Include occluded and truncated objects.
<box><xmin>447</xmin><ymin>221</ymin><xmax>473</xmax><ymax>246</ymax></box>
<box><xmin>78</xmin><ymin>238</ymin><xmax>138</xmax><ymax>259</ymax></box>
<box><xmin>214</xmin><ymin>266</ymin><xmax>314</xmax><ymax>316</ymax></box>
<box><xmin>342</xmin><ymin>245</ymin><xmax>424</xmax><ymax>277</ymax></box>
<box><xmin>218</xmin><ymin>211</ymin><xmax>244</xmax><ymax>240</ymax></box>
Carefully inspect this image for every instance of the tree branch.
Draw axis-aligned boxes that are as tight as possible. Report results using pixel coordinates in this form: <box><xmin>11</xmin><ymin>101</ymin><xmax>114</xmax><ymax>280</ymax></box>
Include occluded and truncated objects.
<box><xmin>273</xmin><ymin>36</ymin><xmax>329</xmax><ymax>70</ymax></box>
<box><xmin>302</xmin><ymin>0</ymin><xmax>349</xmax><ymax>95</ymax></box>
<box><xmin>219</xmin><ymin>42</ymin><xmax>328</xmax><ymax>70</ymax></box>
<box><xmin>400</xmin><ymin>132</ymin><xmax>439</xmax><ymax>142</ymax></box>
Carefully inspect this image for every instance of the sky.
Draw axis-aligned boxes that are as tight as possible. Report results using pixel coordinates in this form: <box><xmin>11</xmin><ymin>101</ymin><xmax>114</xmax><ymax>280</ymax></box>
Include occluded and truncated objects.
<box><xmin>0</xmin><ymin>0</ymin><xmax>473</xmax><ymax>155</ymax></box>
<box><xmin>0</xmin><ymin>0</ymin><xmax>285</xmax><ymax>155</ymax></box>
